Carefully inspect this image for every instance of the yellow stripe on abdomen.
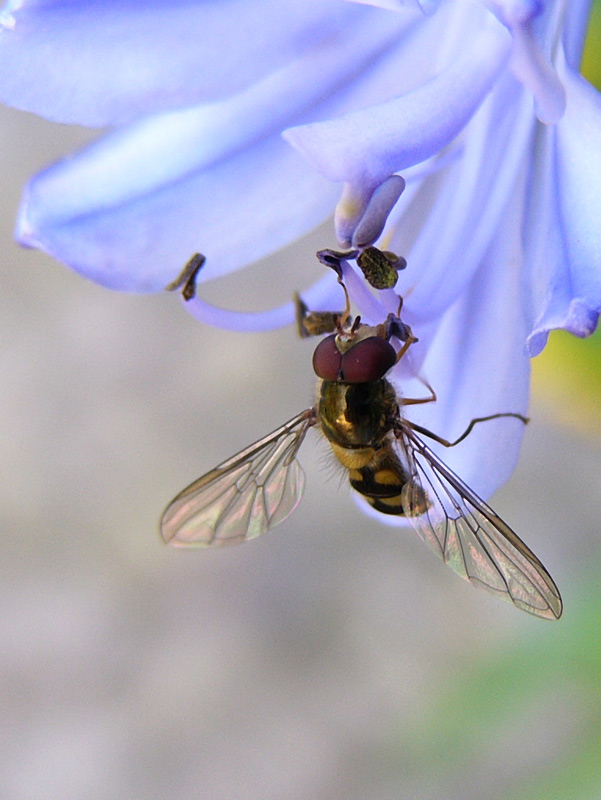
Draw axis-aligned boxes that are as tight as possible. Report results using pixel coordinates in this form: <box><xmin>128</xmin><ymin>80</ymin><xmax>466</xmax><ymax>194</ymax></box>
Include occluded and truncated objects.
<box><xmin>329</xmin><ymin>442</ymin><xmax>375</xmax><ymax>470</ymax></box>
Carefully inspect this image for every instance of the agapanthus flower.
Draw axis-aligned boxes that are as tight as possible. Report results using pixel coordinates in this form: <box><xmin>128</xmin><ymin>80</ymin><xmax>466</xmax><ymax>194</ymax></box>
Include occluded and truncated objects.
<box><xmin>1</xmin><ymin>0</ymin><xmax>600</xmax><ymax>504</ymax></box>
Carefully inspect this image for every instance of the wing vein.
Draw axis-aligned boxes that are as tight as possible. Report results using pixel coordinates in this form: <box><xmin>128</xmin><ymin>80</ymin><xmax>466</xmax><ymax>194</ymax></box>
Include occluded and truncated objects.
<box><xmin>394</xmin><ymin>420</ymin><xmax>562</xmax><ymax>620</ymax></box>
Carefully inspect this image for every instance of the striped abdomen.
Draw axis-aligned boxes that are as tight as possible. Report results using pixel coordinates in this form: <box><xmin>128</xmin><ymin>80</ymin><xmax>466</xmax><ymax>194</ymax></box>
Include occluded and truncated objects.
<box><xmin>329</xmin><ymin>439</ymin><xmax>416</xmax><ymax>516</ymax></box>
<box><xmin>319</xmin><ymin>379</ymin><xmax>428</xmax><ymax>517</ymax></box>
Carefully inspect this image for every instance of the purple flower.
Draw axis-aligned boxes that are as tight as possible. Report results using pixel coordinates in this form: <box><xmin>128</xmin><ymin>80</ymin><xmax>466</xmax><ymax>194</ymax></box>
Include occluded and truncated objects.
<box><xmin>1</xmin><ymin>0</ymin><xmax>600</xmax><ymax>502</ymax></box>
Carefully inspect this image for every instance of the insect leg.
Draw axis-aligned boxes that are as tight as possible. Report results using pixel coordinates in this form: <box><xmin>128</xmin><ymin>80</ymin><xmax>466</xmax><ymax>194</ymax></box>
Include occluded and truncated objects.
<box><xmin>294</xmin><ymin>292</ymin><xmax>345</xmax><ymax>338</ymax></box>
<box><xmin>392</xmin><ymin>330</ymin><xmax>418</xmax><ymax>363</ymax></box>
<box><xmin>398</xmin><ymin>375</ymin><xmax>438</xmax><ymax>407</ymax></box>
<box><xmin>407</xmin><ymin>413</ymin><xmax>529</xmax><ymax>448</ymax></box>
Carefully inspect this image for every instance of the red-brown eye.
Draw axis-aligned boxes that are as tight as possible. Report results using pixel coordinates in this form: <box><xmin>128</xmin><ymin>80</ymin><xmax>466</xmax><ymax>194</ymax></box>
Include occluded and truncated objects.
<box><xmin>340</xmin><ymin>337</ymin><xmax>396</xmax><ymax>383</ymax></box>
<box><xmin>312</xmin><ymin>334</ymin><xmax>343</xmax><ymax>380</ymax></box>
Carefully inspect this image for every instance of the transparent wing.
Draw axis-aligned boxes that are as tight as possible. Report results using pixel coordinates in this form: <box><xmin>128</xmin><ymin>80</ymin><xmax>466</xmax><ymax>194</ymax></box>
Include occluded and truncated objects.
<box><xmin>161</xmin><ymin>409</ymin><xmax>317</xmax><ymax>547</ymax></box>
<box><xmin>394</xmin><ymin>421</ymin><xmax>563</xmax><ymax>620</ymax></box>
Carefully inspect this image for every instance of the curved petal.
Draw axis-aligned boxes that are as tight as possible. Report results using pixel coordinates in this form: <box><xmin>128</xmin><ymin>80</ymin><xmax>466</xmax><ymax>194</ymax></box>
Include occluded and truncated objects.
<box><xmin>525</xmin><ymin>60</ymin><xmax>601</xmax><ymax>353</ymax></box>
<box><xmin>347</xmin><ymin>0</ymin><xmax>440</xmax><ymax>14</ymax></box>
<box><xmin>387</xmin><ymin>74</ymin><xmax>535</xmax><ymax>326</ymax></box>
<box><xmin>284</xmin><ymin>16</ymin><xmax>511</xmax><ymax>189</ymax></box>
<box><xmin>355</xmin><ymin>220</ymin><xmax>531</xmax><ymax>530</ymax></box>
<box><xmin>555</xmin><ymin>68</ymin><xmax>601</xmax><ymax>313</ymax></box>
<box><xmin>12</xmin><ymin>7</ymin><xmax>433</xmax><ymax>291</ymax></box>
<box><xmin>0</xmin><ymin>0</ymin><xmax>361</xmax><ymax>126</ymax></box>
<box><xmin>17</xmin><ymin>133</ymin><xmax>339</xmax><ymax>292</ymax></box>
<box><xmin>15</xmin><ymin>0</ymin><xmax>416</xmax><ymax>221</ymax></box>
<box><xmin>509</xmin><ymin>19</ymin><xmax>566</xmax><ymax>124</ymax></box>
<box><xmin>347</xmin><ymin>174</ymin><xmax>406</xmax><ymax>248</ymax></box>
<box><xmin>401</xmin><ymin>221</ymin><xmax>531</xmax><ymax>503</ymax></box>
<box><xmin>560</xmin><ymin>0</ymin><xmax>593</xmax><ymax>69</ymax></box>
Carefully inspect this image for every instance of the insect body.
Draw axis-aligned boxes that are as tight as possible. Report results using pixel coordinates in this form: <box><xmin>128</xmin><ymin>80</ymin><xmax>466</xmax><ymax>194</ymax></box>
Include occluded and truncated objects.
<box><xmin>161</xmin><ymin>309</ymin><xmax>562</xmax><ymax>620</ymax></box>
<box><xmin>320</xmin><ymin>378</ymin><xmax>411</xmax><ymax>516</ymax></box>
<box><xmin>312</xmin><ymin>326</ymin><xmax>426</xmax><ymax>517</ymax></box>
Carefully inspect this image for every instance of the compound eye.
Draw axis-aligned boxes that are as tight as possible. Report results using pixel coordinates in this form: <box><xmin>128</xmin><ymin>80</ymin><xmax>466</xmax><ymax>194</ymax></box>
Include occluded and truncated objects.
<box><xmin>312</xmin><ymin>334</ymin><xmax>343</xmax><ymax>380</ymax></box>
<box><xmin>340</xmin><ymin>337</ymin><xmax>396</xmax><ymax>383</ymax></box>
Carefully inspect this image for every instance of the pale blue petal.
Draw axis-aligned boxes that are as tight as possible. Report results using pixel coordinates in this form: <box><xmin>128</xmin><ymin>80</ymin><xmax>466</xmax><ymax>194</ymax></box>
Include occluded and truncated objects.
<box><xmin>555</xmin><ymin>68</ymin><xmax>601</xmax><ymax>314</ymax></box>
<box><xmin>12</xmin><ymin>7</ymin><xmax>427</xmax><ymax>291</ymax></box>
<box><xmin>284</xmin><ymin>17</ymin><xmax>511</xmax><ymax>190</ymax></box>
<box><xmin>18</xmin><ymin>29</ymin><xmax>382</xmax><ymax>224</ymax></box>
<box><xmin>345</xmin><ymin>0</ymin><xmax>438</xmax><ymax>15</ymax></box>
<box><xmin>509</xmin><ymin>17</ymin><xmax>566</xmax><ymax>124</ymax></box>
<box><xmin>0</xmin><ymin>0</ymin><xmax>358</xmax><ymax>126</ymax></box>
<box><xmin>402</xmin><ymin>226</ymin><xmax>531</xmax><ymax>503</ymax></box>
<box><xmin>526</xmin><ymin>61</ymin><xmax>601</xmax><ymax>353</ymax></box>
<box><xmin>560</xmin><ymin>0</ymin><xmax>593</xmax><ymax>68</ymax></box>
<box><xmin>18</xmin><ymin>133</ymin><xmax>338</xmax><ymax>292</ymax></box>
<box><xmin>389</xmin><ymin>75</ymin><xmax>535</xmax><ymax>326</ymax></box>
<box><xmin>350</xmin><ymin>175</ymin><xmax>406</xmax><ymax>248</ymax></box>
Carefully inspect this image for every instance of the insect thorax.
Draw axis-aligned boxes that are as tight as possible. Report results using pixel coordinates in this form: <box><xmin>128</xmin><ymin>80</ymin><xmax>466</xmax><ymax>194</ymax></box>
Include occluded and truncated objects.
<box><xmin>319</xmin><ymin>378</ymin><xmax>414</xmax><ymax>516</ymax></box>
<box><xmin>318</xmin><ymin>378</ymin><xmax>398</xmax><ymax>450</ymax></box>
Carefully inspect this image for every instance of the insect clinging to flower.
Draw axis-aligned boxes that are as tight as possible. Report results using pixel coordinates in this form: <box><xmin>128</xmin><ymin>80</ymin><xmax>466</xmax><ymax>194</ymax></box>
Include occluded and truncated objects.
<box><xmin>161</xmin><ymin>248</ymin><xmax>563</xmax><ymax>621</ymax></box>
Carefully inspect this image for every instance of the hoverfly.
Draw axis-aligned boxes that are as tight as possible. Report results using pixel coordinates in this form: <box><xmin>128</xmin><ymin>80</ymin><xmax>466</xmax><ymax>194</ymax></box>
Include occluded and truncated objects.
<box><xmin>161</xmin><ymin>254</ymin><xmax>562</xmax><ymax>620</ymax></box>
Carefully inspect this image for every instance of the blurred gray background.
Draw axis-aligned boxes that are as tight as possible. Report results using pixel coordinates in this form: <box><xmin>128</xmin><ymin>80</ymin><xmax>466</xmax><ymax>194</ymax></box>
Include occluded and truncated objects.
<box><xmin>1</xmin><ymin>105</ymin><xmax>600</xmax><ymax>800</ymax></box>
